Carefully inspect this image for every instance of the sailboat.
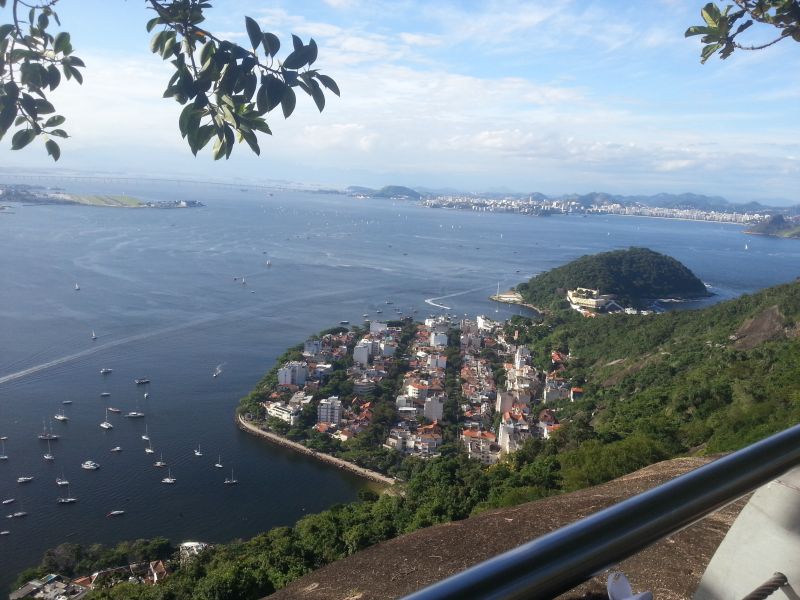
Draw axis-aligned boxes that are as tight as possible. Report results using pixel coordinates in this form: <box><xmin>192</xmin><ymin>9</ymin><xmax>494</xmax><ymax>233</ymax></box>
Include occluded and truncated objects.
<box><xmin>194</xmin><ymin>444</ymin><xmax>203</xmax><ymax>457</ymax></box>
<box><xmin>141</xmin><ymin>425</ymin><xmax>150</xmax><ymax>441</ymax></box>
<box><xmin>213</xmin><ymin>364</ymin><xmax>222</xmax><ymax>378</ymax></box>
<box><xmin>161</xmin><ymin>469</ymin><xmax>176</xmax><ymax>484</ymax></box>
<box><xmin>38</xmin><ymin>420</ymin><xmax>59</xmax><ymax>440</ymax></box>
<box><xmin>145</xmin><ymin>440</ymin><xmax>154</xmax><ymax>454</ymax></box>
<box><xmin>100</xmin><ymin>408</ymin><xmax>113</xmax><ymax>429</ymax></box>
<box><xmin>224</xmin><ymin>468</ymin><xmax>238</xmax><ymax>485</ymax></box>
<box><xmin>56</xmin><ymin>471</ymin><xmax>69</xmax><ymax>486</ymax></box>
<box><xmin>57</xmin><ymin>484</ymin><xmax>77</xmax><ymax>504</ymax></box>
<box><xmin>154</xmin><ymin>453</ymin><xmax>166</xmax><ymax>468</ymax></box>
<box><xmin>43</xmin><ymin>440</ymin><xmax>54</xmax><ymax>461</ymax></box>
<box><xmin>214</xmin><ymin>455</ymin><xmax>223</xmax><ymax>468</ymax></box>
<box><xmin>91</xmin><ymin>330</ymin><xmax>97</xmax><ymax>341</ymax></box>
<box><xmin>0</xmin><ymin>439</ymin><xmax>7</xmax><ymax>461</ymax></box>
<box><xmin>54</xmin><ymin>409</ymin><xmax>69</xmax><ymax>422</ymax></box>
<box><xmin>74</xmin><ymin>282</ymin><xmax>80</xmax><ymax>291</ymax></box>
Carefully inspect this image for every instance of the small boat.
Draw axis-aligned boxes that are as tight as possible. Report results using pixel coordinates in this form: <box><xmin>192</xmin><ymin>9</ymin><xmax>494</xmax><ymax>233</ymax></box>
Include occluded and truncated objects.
<box><xmin>38</xmin><ymin>421</ymin><xmax>59</xmax><ymax>441</ymax></box>
<box><xmin>74</xmin><ymin>283</ymin><xmax>80</xmax><ymax>291</ymax></box>
<box><xmin>1</xmin><ymin>499</ymin><xmax>14</xmax><ymax>505</ymax></box>
<box><xmin>57</xmin><ymin>485</ymin><xmax>77</xmax><ymax>504</ymax></box>
<box><xmin>154</xmin><ymin>453</ymin><xmax>166</xmax><ymax>468</ymax></box>
<box><xmin>141</xmin><ymin>426</ymin><xmax>150</xmax><ymax>441</ymax></box>
<box><xmin>17</xmin><ymin>476</ymin><xmax>34</xmax><ymax>483</ymax></box>
<box><xmin>107</xmin><ymin>510</ymin><xmax>125</xmax><ymax>517</ymax></box>
<box><xmin>100</xmin><ymin>368</ymin><xmax>112</xmax><ymax>374</ymax></box>
<box><xmin>376</xmin><ymin>309</ymin><xmax>382</xmax><ymax>314</ymax></box>
<box><xmin>6</xmin><ymin>512</ymin><xmax>27</xmax><ymax>518</ymax></box>
<box><xmin>100</xmin><ymin>408</ymin><xmax>113</xmax><ymax>429</ymax></box>
<box><xmin>224</xmin><ymin>468</ymin><xmax>238</xmax><ymax>485</ymax></box>
<box><xmin>194</xmin><ymin>444</ymin><xmax>203</xmax><ymax>457</ymax></box>
<box><xmin>81</xmin><ymin>460</ymin><xmax>99</xmax><ymax>470</ymax></box>
<box><xmin>54</xmin><ymin>411</ymin><xmax>69</xmax><ymax>422</ymax></box>
<box><xmin>91</xmin><ymin>330</ymin><xmax>97</xmax><ymax>341</ymax></box>
<box><xmin>339</xmin><ymin>320</ymin><xmax>350</xmax><ymax>325</ymax></box>
<box><xmin>213</xmin><ymin>364</ymin><xmax>222</xmax><ymax>378</ymax></box>
<box><xmin>145</xmin><ymin>441</ymin><xmax>154</xmax><ymax>454</ymax></box>
<box><xmin>110</xmin><ymin>446</ymin><xmax>122</xmax><ymax>453</ymax></box>
<box><xmin>214</xmin><ymin>455</ymin><xmax>223</xmax><ymax>468</ymax></box>
<box><xmin>56</xmin><ymin>473</ymin><xmax>69</xmax><ymax>486</ymax></box>
<box><xmin>0</xmin><ymin>439</ymin><xmax>7</xmax><ymax>461</ymax></box>
<box><xmin>0</xmin><ymin>531</ymin><xmax>9</xmax><ymax>535</ymax></box>
<box><xmin>62</xmin><ymin>400</ymin><xmax>72</xmax><ymax>405</ymax></box>
<box><xmin>362</xmin><ymin>314</ymin><xmax>369</xmax><ymax>318</ymax></box>
<box><xmin>43</xmin><ymin>440</ymin><xmax>54</xmax><ymax>461</ymax></box>
<box><xmin>100</xmin><ymin>392</ymin><xmax>111</xmax><ymax>398</ymax></box>
<box><xmin>134</xmin><ymin>378</ymin><xmax>150</xmax><ymax>385</ymax></box>
<box><xmin>143</xmin><ymin>392</ymin><xmax>149</xmax><ymax>399</ymax></box>
<box><xmin>124</xmin><ymin>411</ymin><xmax>145</xmax><ymax>418</ymax></box>
<box><xmin>161</xmin><ymin>469</ymin><xmax>176</xmax><ymax>484</ymax></box>
<box><xmin>107</xmin><ymin>407</ymin><xmax>121</xmax><ymax>413</ymax></box>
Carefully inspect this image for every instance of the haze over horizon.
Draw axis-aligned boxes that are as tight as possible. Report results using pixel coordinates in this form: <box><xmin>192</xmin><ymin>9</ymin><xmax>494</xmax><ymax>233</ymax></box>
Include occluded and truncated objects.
<box><xmin>1</xmin><ymin>0</ymin><xmax>798</xmax><ymax>205</ymax></box>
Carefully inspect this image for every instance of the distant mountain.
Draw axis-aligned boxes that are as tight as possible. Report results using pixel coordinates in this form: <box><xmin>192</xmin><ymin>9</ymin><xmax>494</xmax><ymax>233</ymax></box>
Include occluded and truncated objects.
<box><xmin>517</xmin><ymin>247</ymin><xmax>709</xmax><ymax>308</ymax></box>
<box><xmin>745</xmin><ymin>215</ymin><xmax>800</xmax><ymax>239</ymax></box>
<box><xmin>346</xmin><ymin>185</ymin><xmax>422</xmax><ymax>200</ymax></box>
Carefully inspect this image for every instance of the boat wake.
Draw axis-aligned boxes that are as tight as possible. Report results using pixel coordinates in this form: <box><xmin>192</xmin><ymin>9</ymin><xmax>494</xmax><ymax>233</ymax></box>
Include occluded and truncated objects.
<box><xmin>424</xmin><ymin>284</ymin><xmax>491</xmax><ymax>311</ymax></box>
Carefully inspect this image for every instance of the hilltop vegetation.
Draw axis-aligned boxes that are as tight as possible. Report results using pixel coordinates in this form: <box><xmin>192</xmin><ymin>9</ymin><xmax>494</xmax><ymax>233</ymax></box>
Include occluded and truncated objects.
<box><xmin>746</xmin><ymin>215</ymin><xmax>800</xmax><ymax>239</ymax></box>
<box><xmin>346</xmin><ymin>185</ymin><xmax>422</xmax><ymax>200</ymax></box>
<box><xmin>517</xmin><ymin>247</ymin><xmax>709</xmax><ymax>308</ymax></box>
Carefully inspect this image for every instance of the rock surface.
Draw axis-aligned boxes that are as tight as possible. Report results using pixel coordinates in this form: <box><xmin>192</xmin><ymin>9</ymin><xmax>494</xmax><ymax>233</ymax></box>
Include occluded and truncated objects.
<box><xmin>268</xmin><ymin>456</ymin><xmax>746</xmax><ymax>600</ymax></box>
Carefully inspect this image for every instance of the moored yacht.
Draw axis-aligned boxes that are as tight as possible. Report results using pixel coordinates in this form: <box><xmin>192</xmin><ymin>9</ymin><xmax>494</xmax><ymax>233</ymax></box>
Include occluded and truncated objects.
<box><xmin>100</xmin><ymin>367</ymin><xmax>112</xmax><ymax>374</ymax></box>
<box><xmin>124</xmin><ymin>411</ymin><xmax>145</xmax><ymax>418</ymax></box>
<box><xmin>53</xmin><ymin>411</ymin><xmax>69</xmax><ymax>422</ymax></box>
<box><xmin>100</xmin><ymin>408</ymin><xmax>113</xmax><ymax>429</ymax></box>
<box><xmin>16</xmin><ymin>476</ymin><xmax>34</xmax><ymax>483</ymax></box>
<box><xmin>134</xmin><ymin>378</ymin><xmax>150</xmax><ymax>385</ymax></box>
<box><xmin>194</xmin><ymin>444</ymin><xmax>203</xmax><ymax>457</ymax></box>
<box><xmin>107</xmin><ymin>510</ymin><xmax>125</xmax><ymax>517</ymax></box>
<box><xmin>154</xmin><ymin>453</ymin><xmax>166</xmax><ymax>468</ymax></box>
<box><xmin>81</xmin><ymin>460</ymin><xmax>99</xmax><ymax>470</ymax></box>
<box><xmin>224</xmin><ymin>468</ymin><xmax>238</xmax><ymax>485</ymax></box>
<box><xmin>161</xmin><ymin>469</ymin><xmax>176</xmax><ymax>484</ymax></box>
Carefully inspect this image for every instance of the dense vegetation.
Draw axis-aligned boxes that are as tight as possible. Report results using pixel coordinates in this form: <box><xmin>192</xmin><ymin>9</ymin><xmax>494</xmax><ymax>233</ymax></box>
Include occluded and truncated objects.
<box><xmin>17</xmin><ymin>279</ymin><xmax>800</xmax><ymax>599</ymax></box>
<box><xmin>517</xmin><ymin>247</ymin><xmax>709</xmax><ymax>308</ymax></box>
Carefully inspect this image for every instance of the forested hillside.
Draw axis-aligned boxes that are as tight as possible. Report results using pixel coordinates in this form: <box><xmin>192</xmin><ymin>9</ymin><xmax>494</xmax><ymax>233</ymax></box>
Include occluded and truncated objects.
<box><xmin>517</xmin><ymin>247</ymin><xmax>709</xmax><ymax>308</ymax></box>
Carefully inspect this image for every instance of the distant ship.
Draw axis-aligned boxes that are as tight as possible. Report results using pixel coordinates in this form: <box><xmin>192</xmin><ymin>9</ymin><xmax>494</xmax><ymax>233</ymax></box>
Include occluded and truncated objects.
<box><xmin>100</xmin><ymin>368</ymin><xmax>112</xmax><ymax>374</ymax></box>
<box><xmin>107</xmin><ymin>510</ymin><xmax>125</xmax><ymax>517</ymax></box>
<box><xmin>16</xmin><ymin>476</ymin><xmax>34</xmax><ymax>483</ymax></box>
<box><xmin>134</xmin><ymin>378</ymin><xmax>150</xmax><ymax>385</ymax></box>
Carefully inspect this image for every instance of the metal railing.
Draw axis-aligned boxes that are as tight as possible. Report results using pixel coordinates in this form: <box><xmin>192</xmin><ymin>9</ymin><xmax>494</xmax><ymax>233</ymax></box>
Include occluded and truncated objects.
<box><xmin>403</xmin><ymin>423</ymin><xmax>800</xmax><ymax>600</ymax></box>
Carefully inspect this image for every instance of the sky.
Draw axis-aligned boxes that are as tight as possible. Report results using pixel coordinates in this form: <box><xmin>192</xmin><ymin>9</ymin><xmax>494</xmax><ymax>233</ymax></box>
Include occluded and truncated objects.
<box><xmin>1</xmin><ymin>0</ymin><xmax>798</xmax><ymax>203</ymax></box>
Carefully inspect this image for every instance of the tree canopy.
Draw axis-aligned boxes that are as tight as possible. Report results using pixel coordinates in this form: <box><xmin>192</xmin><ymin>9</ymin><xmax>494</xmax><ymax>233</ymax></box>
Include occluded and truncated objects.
<box><xmin>0</xmin><ymin>0</ymin><xmax>339</xmax><ymax>161</ymax></box>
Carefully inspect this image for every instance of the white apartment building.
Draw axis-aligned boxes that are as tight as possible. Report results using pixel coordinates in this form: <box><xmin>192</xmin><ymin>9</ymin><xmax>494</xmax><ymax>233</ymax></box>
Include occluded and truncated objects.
<box><xmin>277</xmin><ymin>361</ymin><xmax>308</xmax><ymax>386</ymax></box>
<box><xmin>317</xmin><ymin>396</ymin><xmax>342</xmax><ymax>424</ymax></box>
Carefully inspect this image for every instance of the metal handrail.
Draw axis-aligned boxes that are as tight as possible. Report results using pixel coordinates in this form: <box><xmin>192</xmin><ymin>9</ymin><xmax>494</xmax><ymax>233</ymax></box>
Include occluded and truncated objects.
<box><xmin>403</xmin><ymin>423</ymin><xmax>800</xmax><ymax>600</ymax></box>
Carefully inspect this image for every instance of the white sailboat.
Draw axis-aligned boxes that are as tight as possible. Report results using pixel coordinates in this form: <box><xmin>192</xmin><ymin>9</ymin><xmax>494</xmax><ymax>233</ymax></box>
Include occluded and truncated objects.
<box><xmin>224</xmin><ymin>468</ymin><xmax>238</xmax><ymax>485</ymax></box>
<box><xmin>91</xmin><ymin>330</ymin><xmax>97</xmax><ymax>341</ymax></box>
<box><xmin>100</xmin><ymin>408</ymin><xmax>113</xmax><ymax>429</ymax></box>
<box><xmin>141</xmin><ymin>425</ymin><xmax>150</xmax><ymax>441</ymax></box>
<box><xmin>154</xmin><ymin>453</ymin><xmax>166</xmax><ymax>468</ymax></box>
<box><xmin>145</xmin><ymin>439</ymin><xmax>154</xmax><ymax>454</ymax></box>
<box><xmin>43</xmin><ymin>440</ymin><xmax>54</xmax><ymax>461</ymax></box>
<box><xmin>56</xmin><ymin>470</ymin><xmax>69</xmax><ymax>486</ymax></box>
<box><xmin>0</xmin><ymin>439</ymin><xmax>7</xmax><ymax>461</ymax></box>
<box><xmin>57</xmin><ymin>484</ymin><xmax>77</xmax><ymax>504</ymax></box>
<box><xmin>74</xmin><ymin>282</ymin><xmax>80</xmax><ymax>291</ymax></box>
<box><xmin>194</xmin><ymin>444</ymin><xmax>203</xmax><ymax>457</ymax></box>
<box><xmin>161</xmin><ymin>469</ymin><xmax>176</xmax><ymax>484</ymax></box>
<box><xmin>214</xmin><ymin>455</ymin><xmax>223</xmax><ymax>468</ymax></box>
<box><xmin>54</xmin><ymin>409</ymin><xmax>68</xmax><ymax>422</ymax></box>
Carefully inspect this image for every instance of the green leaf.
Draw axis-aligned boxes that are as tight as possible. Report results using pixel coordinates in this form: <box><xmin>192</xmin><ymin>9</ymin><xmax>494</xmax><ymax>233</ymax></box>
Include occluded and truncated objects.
<box><xmin>212</xmin><ymin>136</ymin><xmax>226</xmax><ymax>160</ymax></box>
<box><xmin>66</xmin><ymin>65</ymin><xmax>83</xmax><ymax>84</ymax></box>
<box><xmin>701</xmin><ymin>3</ymin><xmax>721</xmax><ymax>27</ymax></box>
<box><xmin>260</xmin><ymin>76</ymin><xmax>285</xmax><ymax>112</ymax></box>
<box><xmin>44</xmin><ymin>114</ymin><xmax>65</xmax><ymax>127</ymax></box>
<box><xmin>47</xmin><ymin>64</ymin><xmax>61</xmax><ymax>90</ymax></box>
<box><xmin>283</xmin><ymin>49</ymin><xmax>308</xmax><ymax>70</ymax></box>
<box><xmin>49</xmin><ymin>129</ymin><xmax>68</xmax><ymax>138</ymax></box>
<box><xmin>34</xmin><ymin>99</ymin><xmax>55</xmax><ymax>114</ymax></box>
<box><xmin>292</xmin><ymin>34</ymin><xmax>303</xmax><ymax>51</ymax></box>
<box><xmin>685</xmin><ymin>25</ymin><xmax>711</xmax><ymax>38</ymax></box>
<box><xmin>306</xmin><ymin>38</ymin><xmax>318</xmax><ymax>65</ymax></box>
<box><xmin>700</xmin><ymin>42</ymin><xmax>721</xmax><ymax>63</ymax></box>
<box><xmin>54</xmin><ymin>31</ymin><xmax>70</xmax><ymax>54</ymax></box>
<box><xmin>179</xmin><ymin>104</ymin><xmax>195</xmax><ymax>137</ymax></box>
<box><xmin>281</xmin><ymin>86</ymin><xmax>296</xmax><ymax>118</ymax></box>
<box><xmin>262</xmin><ymin>32</ymin><xmax>280</xmax><ymax>57</ymax></box>
<box><xmin>309</xmin><ymin>79</ymin><xmax>325</xmax><ymax>112</ymax></box>
<box><xmin>145</xmin><ymin>17</ymin><xmax>161</xmax><ymax>33</ymax></box>
<box><xmin>317</xmin><ymin>74</ymin><xmax>340</xmax><ymax>96</ymax></box>
<box><xmin>45</xmin><ymin>139</ymin><xmax>60</xmax><ymax>161</ymax></box>
<box><xmin>11</xmin><ymin>128</ymin><xmax>36</xmax><ymax>150</ymax></box>
<box><xmin>0</xmin><ymin>24</ymin><xmax>14</xmax><ymax>40</ymax></box>
<box><xmin>245</xmin><ymin>16</ymin><xmax>262</xmax><ymax>50</ymax></box>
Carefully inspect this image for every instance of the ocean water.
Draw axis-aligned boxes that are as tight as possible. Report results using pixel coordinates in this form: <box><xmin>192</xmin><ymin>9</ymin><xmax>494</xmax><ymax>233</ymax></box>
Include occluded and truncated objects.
<box><xmin>0</xmin><ymin>179</ymin><xmax>798</xmax><ymax>585</ymax></box>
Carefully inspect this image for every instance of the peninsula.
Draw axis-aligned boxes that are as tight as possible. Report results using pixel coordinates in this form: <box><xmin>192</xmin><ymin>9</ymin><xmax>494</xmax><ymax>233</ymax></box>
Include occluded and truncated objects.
<box><xmin>745</xmin><ymin>214</ymin><xmax>800</xmax><ymax>239</ymax></box>
<box><xmin>0</xmin><ymin>183</ymin><xmax>203</xmax><ymax>208</ymax></box>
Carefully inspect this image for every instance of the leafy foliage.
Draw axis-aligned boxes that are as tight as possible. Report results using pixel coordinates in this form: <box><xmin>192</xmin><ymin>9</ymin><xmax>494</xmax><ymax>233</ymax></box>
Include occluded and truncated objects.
<box><xmin>686</xmin><ymin>1</ymin><xmax>800</xmax><ymax>63</ymax></box>
<box><xmin>0</xmin><ymin>0</ymin><xmax>339</xmax><ymax>160</ymax></box>
<box><xmin>517</xmin><ymin>247</ymin><xmax>708</xmax><ymax>309</ymax></box>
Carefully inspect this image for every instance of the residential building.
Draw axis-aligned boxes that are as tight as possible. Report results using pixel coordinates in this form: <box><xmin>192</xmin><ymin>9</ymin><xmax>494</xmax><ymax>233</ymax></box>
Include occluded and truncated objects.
<box><xmin>277</xmin><ymin>361</ymin><xmax>307</xmax><ymax>386</ymax></box>
<box><xmin>318</xmin><ymin>396</ymin><xmax>342</xmax><ymax>424</ymax></box>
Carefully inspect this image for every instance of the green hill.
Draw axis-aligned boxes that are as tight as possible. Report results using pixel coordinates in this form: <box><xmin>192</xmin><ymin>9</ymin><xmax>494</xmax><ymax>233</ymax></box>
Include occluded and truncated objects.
<box><xmin>516</xmin><ymin>247</ymin><xmax>709</xmax><ymax>308</ymax></box>
<box><xmin>745</xmin><ymin>215</ymin><xmax>800</xmax><ymax>238</ymax></box>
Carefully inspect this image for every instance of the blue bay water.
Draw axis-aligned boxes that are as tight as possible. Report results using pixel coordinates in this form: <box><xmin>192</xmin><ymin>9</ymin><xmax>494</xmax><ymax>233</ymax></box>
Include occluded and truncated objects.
<box><xmin>0</xmin><ymin>179</ymin><xmax>798</xmax><ymax>585</ymax></box>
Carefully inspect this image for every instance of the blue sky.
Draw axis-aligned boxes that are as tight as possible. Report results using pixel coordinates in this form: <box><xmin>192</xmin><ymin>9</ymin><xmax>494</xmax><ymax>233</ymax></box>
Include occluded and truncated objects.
<box><xmin>2</xmin><ymin>0</ymin><xmax>798</xmax><ymax>203</ymax></box>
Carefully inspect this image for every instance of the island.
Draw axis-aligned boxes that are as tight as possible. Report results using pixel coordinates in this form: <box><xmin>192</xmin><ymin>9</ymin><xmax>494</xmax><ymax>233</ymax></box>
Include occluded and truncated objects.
<box><xmin>515</xmin><ymin>247</ymin><xmax>710</xmax><ymax>312</ymax></box>
<box><xmin>745</xmin><ymin>214</ymin><xmax>800</xmax><ymax>239</ymax></box>
<box><xmin>0</xmin><ymin>184</ymin><xmax>203</xmax><ymax>208</ymax></box>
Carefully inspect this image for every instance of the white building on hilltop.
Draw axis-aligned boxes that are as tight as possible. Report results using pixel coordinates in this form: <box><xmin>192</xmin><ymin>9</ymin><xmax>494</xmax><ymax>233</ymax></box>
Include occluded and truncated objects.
<box><xmin>317</xmin><ymin>396</ymin><xmax>342</xmax><ymax>424</ymax></box>
<box><xmin>277</xmin><ymin>361</ymin><xmax>308</xmax><ymax>386</ymax></box>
